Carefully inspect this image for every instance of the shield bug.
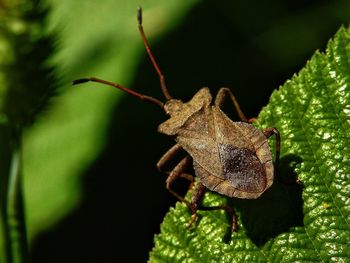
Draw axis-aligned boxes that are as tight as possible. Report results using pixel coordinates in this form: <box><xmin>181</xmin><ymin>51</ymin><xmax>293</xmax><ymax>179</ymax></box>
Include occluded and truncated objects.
<box><xmin>73</xmin><ymin>7</ymin><xmax>280</xmax><ymax>236</ymax></box>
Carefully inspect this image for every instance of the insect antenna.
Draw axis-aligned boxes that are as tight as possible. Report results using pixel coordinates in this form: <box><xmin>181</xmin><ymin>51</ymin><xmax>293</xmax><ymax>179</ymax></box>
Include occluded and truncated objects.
<box><xmin>72</xmin><ymin>77</ymin><xmax>164</xmax><ymax>109</ymax></box>
<box><xmin>137</xmin><ymin>6</ymin><xmax>173</xmax><ymax>100</ymax></box>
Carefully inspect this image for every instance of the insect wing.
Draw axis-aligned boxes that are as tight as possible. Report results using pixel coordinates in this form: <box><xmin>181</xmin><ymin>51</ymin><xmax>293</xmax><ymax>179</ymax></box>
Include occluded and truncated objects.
<box><xmin>211</xmin><ymin>107</ymin><xmax>271</xmax><ymax>194</ymax></box>
<box><xmin>212</xmin><ymin>107</ymin><xmax>255</xmax><ymax>149</ymax></box>
<box><xmin>176</xmin><ymin>130</ymin><xmax>222</xmax><ymax>179</ymax></box>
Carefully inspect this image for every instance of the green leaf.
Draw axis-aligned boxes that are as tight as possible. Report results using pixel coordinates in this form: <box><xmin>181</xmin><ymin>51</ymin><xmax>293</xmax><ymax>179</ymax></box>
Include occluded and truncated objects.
<box><xmin>149</xmin><ymin>26</ymin><xmax>350</xmax><ymax>262</ymax></box>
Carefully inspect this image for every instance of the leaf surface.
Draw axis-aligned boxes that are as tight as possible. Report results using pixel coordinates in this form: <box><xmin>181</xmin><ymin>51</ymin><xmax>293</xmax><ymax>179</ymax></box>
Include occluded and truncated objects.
<box><xmin>149</xmin><ymin>26</ymin><xmax>350</xmax><ymax>262</ymax></box>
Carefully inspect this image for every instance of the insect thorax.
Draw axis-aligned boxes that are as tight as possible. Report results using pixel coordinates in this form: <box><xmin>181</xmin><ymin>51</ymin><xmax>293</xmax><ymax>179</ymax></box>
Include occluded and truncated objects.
<box><xmin>158</xmin><ymin>88</ymin><xmax>212</xmax><ymax>136</ymax></box>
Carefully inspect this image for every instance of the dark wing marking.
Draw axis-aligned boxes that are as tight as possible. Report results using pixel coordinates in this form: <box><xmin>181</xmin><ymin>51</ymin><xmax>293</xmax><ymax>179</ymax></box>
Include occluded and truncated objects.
<box><xmin>218</xmin><ymin>143</ymin><xmax>267</xmax><ymax>193</ymax></box>
<box><xmin>212</xmin><ymin>107</ymin><xmax>271</xmax><ymax>193</ymax></box>
<box><xmin>193</xmin><ymin>161</ymin><xmax>235</xmax><ymax>197</ymax></box>
<box><xmin>194</xmin><ymin>160</ymin><xmax>267</xmax><ymax>199</ymax></box>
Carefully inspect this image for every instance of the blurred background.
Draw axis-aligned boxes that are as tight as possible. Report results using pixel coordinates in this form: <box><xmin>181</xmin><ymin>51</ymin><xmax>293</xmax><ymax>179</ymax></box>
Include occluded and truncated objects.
<box><xmin>3</xmin><ymin>0</ymin><xmax>349</xmax><ymax>261</ymax></box>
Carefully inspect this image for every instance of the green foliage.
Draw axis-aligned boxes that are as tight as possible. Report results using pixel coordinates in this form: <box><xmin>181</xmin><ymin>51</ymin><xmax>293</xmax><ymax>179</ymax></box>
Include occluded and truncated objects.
<box><xmin>0</xmin><ymin>0</ymin><xmax>347</xmax><ymax>261</ymax></box>
<box><xmin>149</xmin><ymin>26</ymin><xmax>350</xmax><ymax>262</ymax></box>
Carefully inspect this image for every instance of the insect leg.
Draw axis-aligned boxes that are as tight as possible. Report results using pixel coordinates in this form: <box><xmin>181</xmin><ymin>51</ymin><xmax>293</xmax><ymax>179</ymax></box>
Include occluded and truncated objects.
<box><xmin>263</xmin><ymin>127</ymin><xmax>303</xmax><ymax>185</ymax></box>
<box><xmin>214</xmin><ymin>87</ymin><xmax>249</xmax><ymax>122</ymax></box>
<box><xmin>137</xmin><ymin>6</ymin><xmax>172</xmax><ymax>100</ymax></box>
<box><xmin>165</xmin><ymin>156</ymin><xmax>192</xmax><ymax>206</ymax></box>
<box><xmin>156</xmin><ymin>144</ymin><xmax>183</xmax><ymax>172</ymax></box>
<box><xmin>199</xmin><ymin>205</ymin><xmax>238</xmax><ymax>235</ymax></box>
<box><xmin>263</xmin><ymin>127</ymin><xmax>280</xmax><ymax>167</ymax></box>
<box><xmin>187</xmin><ymin>182</ymin><xmax>206</xmax><ymax>228</ymax></box>
<box><xmin>158</xmin><ymin>145</ymin><xmax>195</xmax><ymax>189</ymax></box>
<box><xmin>178</xmin><ymin>173</ymin><xmax>194</xmax><ymax>183</ymax></box>
<box><xmin>163</xmin><ymin>171</ymin><xmax>195</xmax><ymax>192</ymax></box>
<box><xmin>188</xmin><ymin>182</ymin><xmax>238</xmax><ymax>234</ymax></box>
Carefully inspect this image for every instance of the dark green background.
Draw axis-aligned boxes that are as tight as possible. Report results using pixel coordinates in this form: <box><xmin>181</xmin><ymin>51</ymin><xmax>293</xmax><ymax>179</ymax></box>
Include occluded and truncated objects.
<box><xmin>27</xmin><ymin>0</ymin><xmax>350</xmax><ymax>262</ymax></box>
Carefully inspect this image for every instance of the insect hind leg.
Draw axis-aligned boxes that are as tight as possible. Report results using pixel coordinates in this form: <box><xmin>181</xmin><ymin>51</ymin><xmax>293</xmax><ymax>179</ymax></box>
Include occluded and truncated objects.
<box><xmin>189</xmin><ymin>182</ymin><xmax>237</xmax><ymax>240</ymax></box>
<box><xmin>263</xmin><ymin>127</ymin><xmax>280</xmax><ymax>167</ymax></box>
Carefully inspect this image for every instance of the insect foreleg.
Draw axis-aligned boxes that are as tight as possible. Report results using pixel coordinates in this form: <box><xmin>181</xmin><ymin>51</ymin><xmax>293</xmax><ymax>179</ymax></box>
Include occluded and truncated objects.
<box><xmin>156</xmin><ymin>144</ymin><xmax>183</xmax><ymax>172</ymax></box>
<box><xmin>214</xmin><ymin>87</ymin><xmax>249</xmax><ymax>122</ymax></box>
<box><xmin>165</xmin><ymin>156</ymin><xmax>192</xmax><ymax>206</ymax></box>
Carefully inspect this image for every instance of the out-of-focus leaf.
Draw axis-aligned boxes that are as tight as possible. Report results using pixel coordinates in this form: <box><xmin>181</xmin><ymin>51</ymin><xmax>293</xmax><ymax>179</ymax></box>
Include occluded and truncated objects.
<box><xmin>23</xmin><ymin>0</ymin><xmax>199</xmax><ymax>242</ymax></box>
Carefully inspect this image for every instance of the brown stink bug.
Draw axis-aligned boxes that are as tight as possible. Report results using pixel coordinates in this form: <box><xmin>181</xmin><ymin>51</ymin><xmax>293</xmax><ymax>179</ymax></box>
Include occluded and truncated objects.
<box><xmin>73</xmin><ymin>7</ymin><xmax>280</xmax><ymax>237</ymax></box>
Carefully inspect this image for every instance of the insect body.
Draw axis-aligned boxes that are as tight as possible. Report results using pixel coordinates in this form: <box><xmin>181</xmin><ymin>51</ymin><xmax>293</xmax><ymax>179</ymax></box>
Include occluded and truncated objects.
<box><xmin>157</xmin><ymin>87</ymin><xmax>280</xmax><ymax>231</ymax></box>
<box><xmin>73</xmin><ymin>7</ymin><xmax>280</xmax><ymax>237</ymax></box>
<box><xmin>159</xmin><ymin>87</ymin><xmax>276</xmax><ymax>199</ymax></box>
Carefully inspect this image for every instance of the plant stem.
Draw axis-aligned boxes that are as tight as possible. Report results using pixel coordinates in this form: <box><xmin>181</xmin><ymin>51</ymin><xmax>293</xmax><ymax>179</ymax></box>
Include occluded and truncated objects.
<box><xmin>0</xmin><ymin>125</ymin><xmax>12</xmax><ymax>263</ymax></box>
<box><xmin>6</xmin><ymin>129</ymin><xmax>28</xmax><ymax>263</ymax></box>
